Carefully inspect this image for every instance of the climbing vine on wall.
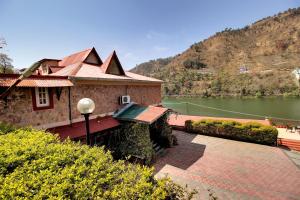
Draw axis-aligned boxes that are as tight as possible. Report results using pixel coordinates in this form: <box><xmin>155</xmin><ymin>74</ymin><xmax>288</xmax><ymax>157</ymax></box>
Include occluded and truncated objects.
<box><xmin>150</xmin><ymin>112</ymin><xmax>175</xmax><ymax>147</ymax></box>
<box><xmin>107</xmin><ymin>122</ymin><xmax>154</xmax><ymax>165</ymax></box>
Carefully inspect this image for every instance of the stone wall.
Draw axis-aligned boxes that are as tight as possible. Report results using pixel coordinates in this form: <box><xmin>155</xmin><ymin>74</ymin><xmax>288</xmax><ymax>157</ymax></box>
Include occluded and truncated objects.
<box><xmin>70</xmin><ymin>84</ymin><xmax>161</xmax><ymax>120</ymax></box>
<box><xmin>0</xmin><ymin>83</ymin><xmax>161</xmax><ymax>128</ymax></box>
<box><xmin>0</xmin><ymin>87</ymin><xmax>69</xmax><ymax>127</ymax></box>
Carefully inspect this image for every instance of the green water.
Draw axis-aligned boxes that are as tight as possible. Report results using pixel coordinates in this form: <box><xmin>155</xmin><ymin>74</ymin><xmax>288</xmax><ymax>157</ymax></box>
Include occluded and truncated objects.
<box><xmin>162</xmin><ymin>97</ymin><xmax>300</xmax><ymax>120</ymax></box>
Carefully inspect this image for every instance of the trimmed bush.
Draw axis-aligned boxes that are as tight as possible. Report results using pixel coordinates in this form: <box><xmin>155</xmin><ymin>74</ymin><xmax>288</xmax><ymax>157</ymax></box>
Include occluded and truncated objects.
<box><xmin>117</xmin><ymin>122</ymin><xmax>154</xmax><ymax>165</ymax></box>
<box><xmin>0</xmin><ymin>127</ymin><xmax>195</xmax><ymax>199</ymax></box>
<box><xmin>150</xmin><ymin>112</ymin><xmax>175</xmax><ymax>148</ymax></box>
<box><xmin>185</xmin><ymin>119</ymin><xmax>278</xmax><ymax>145</ymax></box>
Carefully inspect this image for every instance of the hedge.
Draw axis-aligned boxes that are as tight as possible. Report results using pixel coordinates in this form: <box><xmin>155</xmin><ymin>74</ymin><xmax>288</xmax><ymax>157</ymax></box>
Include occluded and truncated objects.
<box><xmin>0</xmin><ymin>126</ymin><xmax>195</xmax><ymax>199</ymax></box>
<box><xmin>109</xmin><ymin>122</ymin><xmax>154</xmax><ymax>165</ymax></box>
<box><xmin>185</xmin><ymin>119</ymin><xmax>278</xmax><ymax>145</ymax></box>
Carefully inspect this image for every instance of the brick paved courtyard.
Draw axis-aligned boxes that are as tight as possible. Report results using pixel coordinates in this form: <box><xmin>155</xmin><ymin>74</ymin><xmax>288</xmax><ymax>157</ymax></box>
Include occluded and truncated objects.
<box><xmin>155</xmin><ymin>131</ymin><xmax>300</xmax><ymax>200</ymax></box>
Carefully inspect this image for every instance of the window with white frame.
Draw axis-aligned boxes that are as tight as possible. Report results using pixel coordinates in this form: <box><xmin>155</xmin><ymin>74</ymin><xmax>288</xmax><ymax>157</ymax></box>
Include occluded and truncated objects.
<box><xmin>35</xmin><ymin>87</ymin><xmax>50</xmax><ymax>107</ymax></box>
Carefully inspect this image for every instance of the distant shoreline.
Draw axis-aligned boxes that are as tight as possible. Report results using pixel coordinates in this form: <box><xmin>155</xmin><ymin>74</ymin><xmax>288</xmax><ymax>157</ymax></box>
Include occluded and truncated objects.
<box><xmin>163</xmin><ymin>95</ymin><xmax>300</xmax><ymax>99</ymax></box>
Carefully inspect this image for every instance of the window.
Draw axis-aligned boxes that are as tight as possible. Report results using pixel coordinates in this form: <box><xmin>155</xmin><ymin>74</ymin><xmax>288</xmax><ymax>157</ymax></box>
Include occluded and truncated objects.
<box><xmin>35</xmin><ymin>88</ymin><xmax>49</xmax><ymax>107</ymax></box>
<box><xmin>32</xmin><ymin>87</ymin><xmax>53</xmax><ymax>110</ymax></box>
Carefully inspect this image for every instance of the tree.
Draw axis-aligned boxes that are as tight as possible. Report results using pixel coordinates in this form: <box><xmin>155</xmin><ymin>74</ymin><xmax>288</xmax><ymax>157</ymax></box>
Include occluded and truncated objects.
<box><xmin>0</xmin><ymin>38</ymin><xmax>14</xmax><ymax>74</ymax></box>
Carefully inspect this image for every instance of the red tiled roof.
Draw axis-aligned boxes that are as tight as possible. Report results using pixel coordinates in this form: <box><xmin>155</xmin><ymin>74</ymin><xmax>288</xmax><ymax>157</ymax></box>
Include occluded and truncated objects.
<box><xmin>52</xmin><ymin>62</ymin><xmax>83</xmax><ymax>76</ymax></box>
<box><xmin>0</xmin><ymin>74</ymin><xmax>73</xmax><ymax>87</ymax></box>
<box><xmin>135</xmin><ymin>106</ymin><xmax>168</xmax><ymax>123</ymax></box>
<box><xmin>114</xmin><ymin>104</ymin><xmax>168</xmax><ymax>124</ymax></box>
<box><xmin>48</xmin><ymin>116</ymin><xmax>120</xmax><ymax>140</ymax></box>
<box><xmin>75</xmin><ymin>63</ymin><xmax>130</xmax><ymax>80</ymax></box>
<box><xmin>58</xmin><ymin>48</ymin><xmax>93</xmax><ymax>66</ymax></box>
<box><xmin>100</xmin><ymin>51</ymin><xmax>114</xmax><ymax>73</ymax></box>
<box><xmin>125</xmin><ymin>72</ymin><xmax>163</xmax><ymax>82</ymax></box>
<box><xmin>43</xmin><ymin>48</ymin><xmax>162</xmax><ymax>83</ymax></box>
<box><xmin>49</xmin><ymin>66</ymin><xmax>64</xmax><ymax>73</ymax></box>
<box><xmin>52</xmin><ymin>63</ymin><xmax>162</xmax><ymax>83</ymax></box>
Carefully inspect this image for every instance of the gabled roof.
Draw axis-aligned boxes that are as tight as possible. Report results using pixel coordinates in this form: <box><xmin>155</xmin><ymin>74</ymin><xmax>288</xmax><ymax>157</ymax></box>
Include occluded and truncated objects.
<box><xmin>32</xmin><ymin>47</ymin><xmax>162</xmax><ymax>84</ymax></box>
<box><xmin>58</xmin><ymin>47</ymin><xmax>102</xmax><ymax>67</ymax></box>
<box><xmin>50</xmin><ymin>49</ymin><xmax>163</xmax><ymax>83</ymax></box>
<box><xmin>100</xmin><ymin>51</ymin><xmax>125</xmax><ymax>75</ymax></box>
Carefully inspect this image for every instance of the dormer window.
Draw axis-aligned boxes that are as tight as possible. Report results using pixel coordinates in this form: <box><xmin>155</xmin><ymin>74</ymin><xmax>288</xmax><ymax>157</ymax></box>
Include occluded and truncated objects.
<box><xmin>32</xmin><ymin>87</ymin><xmax>53</xmax><ymax>110</ymax></box>
<box><xmin>41</xmin><ymin>65</ymin><xmax>49</xmax><ymax>75</ymax></box>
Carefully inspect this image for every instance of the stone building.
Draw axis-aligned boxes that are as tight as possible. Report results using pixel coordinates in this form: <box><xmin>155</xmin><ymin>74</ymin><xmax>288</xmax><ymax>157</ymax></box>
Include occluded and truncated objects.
<box><xmin>0</xmin><ymin>48</ymin><xmax>164</xmax><ymax>141</ymax></box>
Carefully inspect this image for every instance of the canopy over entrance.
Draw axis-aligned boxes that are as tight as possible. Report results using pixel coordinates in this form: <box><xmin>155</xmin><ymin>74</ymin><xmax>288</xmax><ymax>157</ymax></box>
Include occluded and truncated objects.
<box><xmin>113</xmin><ymin>103</ymin><xmax>168</xmax><ymax>124</ymax></box>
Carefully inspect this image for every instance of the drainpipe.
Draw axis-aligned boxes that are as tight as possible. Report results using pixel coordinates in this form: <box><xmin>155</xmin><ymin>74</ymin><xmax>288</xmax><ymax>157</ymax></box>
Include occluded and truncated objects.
<box><xmin>0</xmin><ymin>61</ymin><xmax>41</xmax><ymax>99</ymax></box>
<box><xmin>68</xmin><ymin>86</ymin><xmax>72</xmax><ymax>126</ymax></box>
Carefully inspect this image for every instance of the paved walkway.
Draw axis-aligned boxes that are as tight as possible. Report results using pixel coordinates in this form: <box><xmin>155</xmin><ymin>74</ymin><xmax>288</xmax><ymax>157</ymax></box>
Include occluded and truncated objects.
<box><xmin>155</xmin><ymin>131</ymin><xmax>300</xmax><ymax>200</ymax></box>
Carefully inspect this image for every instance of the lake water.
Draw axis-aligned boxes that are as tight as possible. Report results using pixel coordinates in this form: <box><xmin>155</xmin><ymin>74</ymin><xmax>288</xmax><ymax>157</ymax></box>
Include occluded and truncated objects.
<box><xmin>162</xmin><ymin>97</ymin><xmax>300</xmax><ymax>121</ymax></box>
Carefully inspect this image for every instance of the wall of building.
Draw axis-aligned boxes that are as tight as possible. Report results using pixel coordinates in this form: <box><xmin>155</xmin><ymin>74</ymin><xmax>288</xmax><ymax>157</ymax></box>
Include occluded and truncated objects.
<box><xmin>0</xmin><ymin>83</ymin><xmax>161</xmax><ymax>128</ymax></box>
<box><xmin>0</xmin><ymin>87</ymin><xmax>69</xmax><ymax>128</ymax></box>
<box><xmin>70</xmin><ymin>83</ymin><xmax>161</xmax><ymax>120</ymax></box>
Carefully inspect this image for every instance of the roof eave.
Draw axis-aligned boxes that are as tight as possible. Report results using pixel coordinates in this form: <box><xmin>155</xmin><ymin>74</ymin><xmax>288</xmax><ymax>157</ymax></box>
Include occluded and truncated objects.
<box><xmin>69</xmin><ymin>76</ymin><xmax>163</xmax><ymax>84</ymax></box>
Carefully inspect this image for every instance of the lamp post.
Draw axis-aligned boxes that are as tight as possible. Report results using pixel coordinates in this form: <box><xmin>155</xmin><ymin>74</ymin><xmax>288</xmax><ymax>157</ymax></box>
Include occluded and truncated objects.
<box><xmin>77</xmin><ymin>98</ymin><xmax>95</xmax><ymax>146</ymax></box>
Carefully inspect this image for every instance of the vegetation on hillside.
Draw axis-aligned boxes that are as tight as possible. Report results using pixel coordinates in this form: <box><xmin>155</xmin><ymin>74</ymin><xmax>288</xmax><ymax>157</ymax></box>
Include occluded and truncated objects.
<box><xmin>131</xmin><ymin>8</ymin><xmax>300</xmax><ymax>97</ymax></box>
<box><xmin>0</xmin><ymin>126</ymin><xmax>195</xmax><ymax>199</ymax></box>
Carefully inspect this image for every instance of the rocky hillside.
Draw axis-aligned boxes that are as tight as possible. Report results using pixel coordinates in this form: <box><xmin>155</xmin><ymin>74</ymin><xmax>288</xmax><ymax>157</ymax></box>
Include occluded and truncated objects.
<box><xmin>131</xmin><ymin>8</ymin><xmax>300</xmax><ymax>97</ymax></box>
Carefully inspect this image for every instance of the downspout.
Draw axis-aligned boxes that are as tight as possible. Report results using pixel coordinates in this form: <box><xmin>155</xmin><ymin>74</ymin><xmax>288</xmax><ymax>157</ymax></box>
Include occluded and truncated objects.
<box><xmin>0</xmin><ymin>61</ymin><xmax>41</xmax><ymax>99</ymax></box>
<box><xmin>68</xmin><ymin>86</ymin><xmax>72</xmax><ymax>126</ymax></box>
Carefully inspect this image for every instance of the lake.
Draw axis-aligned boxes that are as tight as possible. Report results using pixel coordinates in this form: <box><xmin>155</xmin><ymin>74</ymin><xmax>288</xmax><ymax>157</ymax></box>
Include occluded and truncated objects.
<box><xmin>162</xmin><ymin>97</ymin><xmax>300</xmax><ymax>121</ymax></box>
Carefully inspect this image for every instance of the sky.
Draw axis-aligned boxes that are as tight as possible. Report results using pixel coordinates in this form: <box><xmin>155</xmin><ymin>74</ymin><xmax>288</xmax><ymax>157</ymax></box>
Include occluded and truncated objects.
<box><xmin>0</xmin><ymin>0</ymin><xmax>299</xmax><ymax>70</ymax></box>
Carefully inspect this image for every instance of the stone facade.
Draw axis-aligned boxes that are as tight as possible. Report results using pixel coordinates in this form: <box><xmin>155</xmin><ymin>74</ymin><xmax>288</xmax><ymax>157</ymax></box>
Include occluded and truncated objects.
<box><xmin>0</xmin><ymin>83</ymin><xmax>161</xmax><ymax>128</ymax></box>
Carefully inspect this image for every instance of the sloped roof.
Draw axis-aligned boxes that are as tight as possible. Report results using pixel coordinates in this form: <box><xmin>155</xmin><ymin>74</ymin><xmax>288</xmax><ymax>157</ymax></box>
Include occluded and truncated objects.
<box><xmin>114</xmin><ymin>103</ymin><xmax>168</xmax><ymax>124</ymax></box>
<box><xmin>49</xmin><ymin>66</ymin><xmax>64</xmax><ymax>73</ymax></box>
<box><xmin>44</xmin><ymin>48</ymin><xmax>162</xmax><ymax>83</ymax></box>
<box><xmin>52</xmin><ymin>62</ymin><xmax>82</xmax><ymax>76</ymax></box>
<box><xmin>125</xmin><ymin>72</ymin><xmax>163</xmax><ymax>82</ymax></box>
<box><xmin>58</xmin><ymin>48</ymin><xmax>102</xmax><ymax>66</ymax></box>
<box><xmin>0</xmin><ymin>74</ymin><xmax>73</xmax><ymax>87</ymax></box>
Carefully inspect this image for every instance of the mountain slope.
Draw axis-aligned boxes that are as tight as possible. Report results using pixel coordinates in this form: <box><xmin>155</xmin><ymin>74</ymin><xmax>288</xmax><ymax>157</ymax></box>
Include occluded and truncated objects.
<box><xmin>131</xmin><ymin>8</ymin><xmax>300</xmax><ymax>97</ymax></box>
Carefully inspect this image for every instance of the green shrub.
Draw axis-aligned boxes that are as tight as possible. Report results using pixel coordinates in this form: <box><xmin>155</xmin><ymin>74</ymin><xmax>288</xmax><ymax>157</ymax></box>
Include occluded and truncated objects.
<box><xmin>150</xmin><ymin>113</ymin><xmax>174</xmax><ymax>148</ymax></box>
<box><xmin>118</xmin><ymin>122</ymin><xmax>154</xmax><ymax>165</ymax></box>
<box><xmin>0</xmin><ymin>128</ymin><xmax>195</xmax><ymax>199</ymax></box>
<box><xmin>185</xmin><ymin>119</ymin><xmax>278</xmax><ymax>145</ymax></box>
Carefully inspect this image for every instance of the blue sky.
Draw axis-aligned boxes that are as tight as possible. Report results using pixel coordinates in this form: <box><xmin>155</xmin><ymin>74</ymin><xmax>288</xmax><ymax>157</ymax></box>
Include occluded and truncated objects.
<box><xmin>0</xmin><ymin>0</ymin><xmax>299</xmax><ymax>70</ymax></box>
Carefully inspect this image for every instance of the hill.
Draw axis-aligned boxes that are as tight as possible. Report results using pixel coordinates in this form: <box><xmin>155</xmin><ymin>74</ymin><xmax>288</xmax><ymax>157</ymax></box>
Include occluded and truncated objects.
<box><xmin>131</xmin><ymin>8</ymin><xmax>300</xmax><ymax>97</ymax></box>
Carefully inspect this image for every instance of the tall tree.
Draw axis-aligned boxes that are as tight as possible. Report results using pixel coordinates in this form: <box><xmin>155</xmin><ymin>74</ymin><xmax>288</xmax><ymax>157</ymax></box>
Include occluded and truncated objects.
<box><xmin>0</xmin><ymin>38</ymin><xmax>14</xmax><ymax>74</ymax></box>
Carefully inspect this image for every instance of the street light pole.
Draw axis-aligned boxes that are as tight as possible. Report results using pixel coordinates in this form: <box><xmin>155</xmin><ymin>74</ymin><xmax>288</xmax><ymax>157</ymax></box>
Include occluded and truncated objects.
<box><xmin>77</xmin><ymin>98</ymin><xmax>95</xmax><ymax>146</ymax></box>
<box><xmin>83</xmin><ymin>113</ymin><xmax>91</xmax><ymax>145</ymax></box>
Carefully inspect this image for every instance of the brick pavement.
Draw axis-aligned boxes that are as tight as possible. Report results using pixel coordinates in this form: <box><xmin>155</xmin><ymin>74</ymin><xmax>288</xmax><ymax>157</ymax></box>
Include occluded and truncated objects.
<box><xmin>155</xmin><ymin>131</ymin><xmax>300</xmax><ymax>200</ymax></box>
